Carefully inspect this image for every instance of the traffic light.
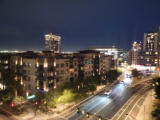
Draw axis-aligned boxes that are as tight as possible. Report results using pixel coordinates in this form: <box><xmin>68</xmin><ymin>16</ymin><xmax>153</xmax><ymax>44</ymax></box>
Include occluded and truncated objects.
<box><xmin>86</xmin><ymin>113</ymin><xmax>89</xmax><ymax>118</ymax></box>
<box><xmin>21</xmin><ymin>101</ymin><xmax>25</xmax><ymax>104</ymax></box>
<box><xmin>11</xmin><ymin>103</ymin><xmax>15</xmax><ymax>107</ymax></box>
<box><xmin>35</xmin><ymin>101</ymin><xmax>38</xmax><ymax>105</ymax></box>
<box><xmin>98</xmin><ymin>116</ymin><xmax>102</xmax><ymax>120</ymax></box>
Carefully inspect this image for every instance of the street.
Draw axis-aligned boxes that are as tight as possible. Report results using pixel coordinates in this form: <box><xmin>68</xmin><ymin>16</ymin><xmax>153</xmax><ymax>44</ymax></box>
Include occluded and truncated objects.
<box><xmin>66</xmin><ymin>75</ymin><xmax>152</xmax><ymax>120</ymax></box>
<box><xmin>0</xmin><ymin>108</ymin><xmax>18</xmax><ymax>120</ymax></box>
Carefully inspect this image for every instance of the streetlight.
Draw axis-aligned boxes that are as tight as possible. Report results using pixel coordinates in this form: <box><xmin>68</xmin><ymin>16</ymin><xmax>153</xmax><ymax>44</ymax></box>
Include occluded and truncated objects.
<box><xmin>45</xmin><ymin>89</ymin><xmax>48</xmax><ymax>113</ymax></box>
<box><xmin>86</xmin><ymin>113</ymin><xmax>89</xmax><ymax>118</ymax></box>
<box><xmin>98</xmin><ymin>116</ymin><xmax>102</xmax><ymax>120</ymax></box>
<box><xmin>76</xmin><ymin>107</ymin><xmax>80</xmax><ymax>113</ymax></box>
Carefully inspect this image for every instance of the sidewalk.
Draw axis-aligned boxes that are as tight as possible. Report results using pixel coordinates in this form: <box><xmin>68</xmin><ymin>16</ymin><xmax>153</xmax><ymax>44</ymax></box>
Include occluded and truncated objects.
<box><xmin>136</xmin><ymin>89</ymin><xmax>154</xmax><ymax>120</ymax></box>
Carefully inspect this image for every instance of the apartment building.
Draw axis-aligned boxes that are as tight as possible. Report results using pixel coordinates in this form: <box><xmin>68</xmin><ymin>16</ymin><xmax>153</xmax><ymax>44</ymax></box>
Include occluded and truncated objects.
<box><xmin>0</xmin><ymin>50</ymin><xmax>114</xmax><ymax>95</ymax></box>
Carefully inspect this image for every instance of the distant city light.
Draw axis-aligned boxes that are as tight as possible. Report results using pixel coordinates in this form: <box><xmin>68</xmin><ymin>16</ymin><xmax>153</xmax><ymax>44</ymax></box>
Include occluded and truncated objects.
<box><xmin>0</xmin><ymin>83</ymin><xmax>6</xmax><ymax>90</ymax></box>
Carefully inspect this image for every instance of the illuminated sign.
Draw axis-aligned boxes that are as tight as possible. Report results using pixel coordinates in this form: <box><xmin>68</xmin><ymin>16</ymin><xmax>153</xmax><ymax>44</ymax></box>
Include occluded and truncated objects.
<box><xmin>27</xmin><ymin>95</ymin><xmax>35</xmax><ymax>100</ymax></box>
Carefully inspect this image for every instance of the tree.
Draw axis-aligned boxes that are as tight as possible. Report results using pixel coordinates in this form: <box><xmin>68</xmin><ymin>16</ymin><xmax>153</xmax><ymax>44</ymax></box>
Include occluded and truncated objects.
<box><xmin>152</xmin><ymin>77</ymin><xmax>160</xmax><ymax>119</ymax></box>
<box><xmin>57</xmin><ymin>89</ymin><xmax>76</xmax><ymax>103</ymax></box>
<box><xmin>35</xmin><ymin>91</ymin><xmax>46</xmax><ymax>105</ymax></box>
<box><xmin>90</xmin><ymin>74</ymin><xmax>102</xmax><ymax>85</ymax></box>
<box><xmin>152</xmin><ymin>101</ymin><xmax>160</xmax><ymax>120</ymax></box>
<box><xmin>105</xmin><ymin>70</ymin><xmax>121</xmax><ymax>83</ymax></box>
<box><xmin>131</xmin><ymin>69</ymin><xmax>140</xmax><ymax>78</ymax></box>
<box><xmin>153</xmin><ymin>77</ymin><xmax>160</xmax><ymax>99</ymax></box>
<box><xmin>0</xmin><ymin>66</ymin><xmax>24</xmax><ymax>103</ymax></box>
<box><xmin>88</xmin><ymin>84</ymin><xmax>96</xmax><ymax>94</ymax></box>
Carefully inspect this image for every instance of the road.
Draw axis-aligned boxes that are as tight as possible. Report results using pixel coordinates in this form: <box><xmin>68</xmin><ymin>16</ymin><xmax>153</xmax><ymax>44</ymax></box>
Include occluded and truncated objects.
<box><xmin>0</xmin><ymin>107</ymin><xmax>18</xmax><ymax>120</ymax></box>
<box><xmin>67</xmin><ymin>75</ymin><xmax>151</xmax><ymax>120</ymax></box>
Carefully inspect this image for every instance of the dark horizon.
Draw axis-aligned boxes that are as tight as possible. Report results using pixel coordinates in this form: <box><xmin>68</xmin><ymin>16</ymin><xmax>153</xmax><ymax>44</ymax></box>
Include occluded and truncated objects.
<box><xmin>0</xmin><ymin>0</ymin><xmax>160</xmax><ymax>52</ymax></box>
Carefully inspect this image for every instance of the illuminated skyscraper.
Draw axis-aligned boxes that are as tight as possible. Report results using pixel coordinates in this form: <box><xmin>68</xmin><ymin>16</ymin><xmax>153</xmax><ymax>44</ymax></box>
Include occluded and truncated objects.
<box><xmin>143</xmin><ymin>32</ymin><xmax>158</xmax><ymax>52</ymax></box>
<box><xmin>130</xmin><ymin>41</ymin><xmax>142</xmax><ymax>65</ymax></box>
<box><xmin>143</xmin><ymin>32</ymin><xmax>159</xmax><ymax>66</ymax></box>
<box><xmin>45</xmin><ymin>33</ymin><xmax>61</xmax><ymax>53</ymax></box>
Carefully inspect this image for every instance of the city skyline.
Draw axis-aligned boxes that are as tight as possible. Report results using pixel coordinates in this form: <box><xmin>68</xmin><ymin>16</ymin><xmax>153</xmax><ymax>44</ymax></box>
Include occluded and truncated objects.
<box><xmin>0</xmin><ymin>0</ymin><xmax>160</xmax><ymax>52</ymax></box>
<box><xmin>1</xmin><ymin>1</ymin><xmax>160</xmax><ymax>120</ymax></box>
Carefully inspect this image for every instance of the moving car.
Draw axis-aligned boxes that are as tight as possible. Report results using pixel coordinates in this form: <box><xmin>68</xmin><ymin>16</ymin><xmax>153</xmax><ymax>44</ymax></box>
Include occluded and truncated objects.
<box><xmin>104</xmin><ymin>87</ymin><xmax>112</xmax><ymax>96</ymax></box>
<box><xmin>120</xmin><ymin>80</ymin><xmax>124</xmax><ymax>84</ymax></box>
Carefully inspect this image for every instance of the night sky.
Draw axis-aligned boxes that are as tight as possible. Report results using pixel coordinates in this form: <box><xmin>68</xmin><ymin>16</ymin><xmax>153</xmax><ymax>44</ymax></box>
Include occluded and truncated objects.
<box><xmin>0</xmin><ymin>0</ymin><xmax>160</xmax><ymax>52</ymax></box>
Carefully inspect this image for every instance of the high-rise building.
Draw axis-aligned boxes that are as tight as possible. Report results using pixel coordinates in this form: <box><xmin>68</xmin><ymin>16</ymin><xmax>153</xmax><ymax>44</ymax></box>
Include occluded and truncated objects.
<box><xmin>143</xmin><ymin>32</ymin><xmax>159</xmax><ymax>66</ymax></box>
<box><xmin>88</xmin><ymin>46</ymin><xmax>123</xmax><ymax>67</ymax></box>
<box><xmin>143</xmin><ymin>32</ymin><xmax>158</xmax><ymax>52</ymax></box>
<box><xmin>129</xmin><ymin>41</ymin><xmax>142</xmax><ymax>65</ymax></box>
<box><xmin>158</xmin><ymin>26</ymin><xmax>160</xmax><ymax>49</ymax></box>
<box><xmin>45</xmin><ymin>33</ymin><xmax>61</xmax><ymax>53</ymax></box>
<box><xmin>88</xmin><ymin>46</ymin><xmax>123</xmax><ymax>60</ymax></box>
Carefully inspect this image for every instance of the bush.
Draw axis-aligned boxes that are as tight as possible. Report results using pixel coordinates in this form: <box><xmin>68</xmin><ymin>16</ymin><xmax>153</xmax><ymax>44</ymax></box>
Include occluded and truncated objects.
<box><xmin>57</xmin><ymin>89</ymin><xmax>76</xmax><ymax>103</ymax></box>
<box><xmin>152</xmin><ymin>77</ymin><xmax>160</xmax><ymax>119</ymax></box>
<box><xmin>131</xmin><ymin>69</ymin><xmax>140</xmax><ymax>78</ymax></box>
<box><xmin>105</xmin><ymin>69</ymin><xmax>121</xmax><ymax>83</ymax></box>
<box><xmin>12</xmin><ymin>96</ymin><xmax>25</xmax><ymax>105</ymax></box>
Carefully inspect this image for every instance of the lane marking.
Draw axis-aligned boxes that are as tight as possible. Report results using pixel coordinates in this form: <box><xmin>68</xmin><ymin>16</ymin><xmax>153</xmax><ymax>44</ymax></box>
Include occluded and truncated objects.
<box><xmin>112</xmin><ymin>84</ymin><xmax>147</xmax><ymax>120</ymax></box>
<box><xmin>111</xmin><ymin>94</ymin><xmax>137</xmax><ymax>120</ymax></box>
<box><xmin>124</xmin><ymin>94</ymin><xmax>145</xmax><ymax>120</ymax></box>
<box><xmin>116</xmin><ymin>86</ymin><xmax>150</xmax><ymax>120</ymax></box>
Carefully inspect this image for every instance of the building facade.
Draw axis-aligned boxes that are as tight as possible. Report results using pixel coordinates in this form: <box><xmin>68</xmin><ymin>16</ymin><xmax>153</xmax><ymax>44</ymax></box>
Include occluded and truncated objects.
<box><xmin>45</xmin><ymin>33</ymin><xmax>61</xmax><ymax>53</ymax></box>
<box><xmin>0</xmin><ymin>50</ymin><xmax>114</xmax><ymax>95</ymax></box>
<box><xmin>129</xmin><ymin>41</ymin><xmax>142</xmax><ymax>65</ymax></box>
<box><xmin>88</xmin><ymin>46</ymin><xmax>123</xmax><ymax>60</ymax></box>
<box><xmin>143</xmin><ymin>32</ymin><xmax>159</xmax><ymax>66</ymax></box>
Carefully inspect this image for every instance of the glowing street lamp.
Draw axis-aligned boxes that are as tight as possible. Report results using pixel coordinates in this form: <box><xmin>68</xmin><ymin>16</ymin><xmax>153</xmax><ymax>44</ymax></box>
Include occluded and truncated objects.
<box><xmin>86</xmin><ymin>113</ymin><xmax>89</xmax><ymax>118</ymax></box>
<box><xmin>98</xmin><ymin>116</ymin><xmax>102</xmax><ymax>120</ymax></box>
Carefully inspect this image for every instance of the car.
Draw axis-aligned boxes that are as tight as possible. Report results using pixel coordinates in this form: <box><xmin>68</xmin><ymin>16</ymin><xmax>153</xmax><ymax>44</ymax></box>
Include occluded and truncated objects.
<box><xmin>126</xmin><ymin>74</ymin><xmax>129</xmax><ymax>78</ymax></box>
<box><xmin>104</xmin><ymin>89</ymin><xmax>112</xmax><ymax>96</ymax></box>
<box><xmin>82</xmin><ymin>110</ymin><xmax>85</xmax><ymax>114</ymax></box>
<box><xmin>120</xmin><ymin>81</ymin><xmax>124</xmax><ymax>84</ymax></box>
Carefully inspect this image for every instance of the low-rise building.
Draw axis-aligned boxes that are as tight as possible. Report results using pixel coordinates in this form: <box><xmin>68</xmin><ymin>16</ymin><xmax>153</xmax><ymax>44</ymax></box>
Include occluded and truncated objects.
<box><xmin>0</xmin><ymin>50</ymin><xmax>115</xmax><ymax>95</ymax></box>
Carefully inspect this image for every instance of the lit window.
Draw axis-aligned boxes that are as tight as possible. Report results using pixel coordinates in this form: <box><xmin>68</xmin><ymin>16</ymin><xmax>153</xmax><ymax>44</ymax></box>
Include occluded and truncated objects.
<box><xmin>20</xmin><ymin>77</ymin><xmax>23</xmax><ymax>85</ymax></box>
<box><xmin>4</xmin><ymin>66</ymin><xmax>8</xmax><ymax>69</ymax></box>
<box><xmin>37</xmin><ymin>80</ymin><xmax>39</xmax><ymax>89</ymax></box>
<box><xmin>15</xmin><ymin>60</ymin><xmax>18</xmax><ymax>65</ymax></box>
<box><xmin>54</xmin><ymin>61</ymin><xmax>56</xmax><ymax>67</ymax></box>
<box><xmin>81</xmin><ymin>67</ymin><xmax>83</xmax><ymax>70</ymax></box>
<box><xmin>15</xmin><ymin>76</ymin><xmax>18</xmax><ymax>81</ymax></box>
<box><xmin>4</xmin><ymin>60</ymin><xmax>8</xmax><ymax>64</ymax></box>
<box><xmin>20</xmin><ymin>58</ymin><xmax>23</xmax><ymax>65</ymax></box>
<box><xmin>36</xmin><ymin>62</ymin><xmax>39</xmax><ymax>67</ymax></box>
<box><xmin>44</xmin><ymin>59</ymin><xmax>48</xmax><ymax>68</ymax></box>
